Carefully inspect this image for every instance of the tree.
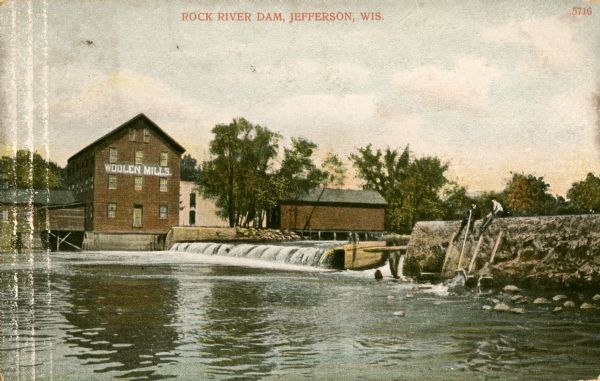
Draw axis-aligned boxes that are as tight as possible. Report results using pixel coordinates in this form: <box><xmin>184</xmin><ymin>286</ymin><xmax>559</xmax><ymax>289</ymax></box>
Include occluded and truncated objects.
<box><xmin>403</xmin><ymin>156</ymin><xmax>449</xmax><ymax>227</ymax></box>
<box><xmin>180</xmin><ymin>154</ymin><xmax>201</xmax><ymax>181</ymax></box>
<box><xmin>321</xmin><ymin>153</ymin><xmax>347</xmax><ymax>188</ymax></box>
<box><xmin>276</xmin><ymin>138</ymin><xmax>327</xmax><ymax>196</ymax></box>
<box><xmin>350</xmin><ymin>145</ymin><xmax>449</xmax><ymax>233</ymax></box>
<box><xmin>442</xmin><ymin>183</ymin><xmax>474</xmax><ymax>220</ymax></box>
<box><xmin>567</xmin><ymin>172</ymin><xmax>600</xmax><ymax>213</ymax></box>
<box><xmin>504</xmin><ymin>173</ymin><xmax>556</xmax><ymax>216</ymax></box>
<box><xmin>198</xmin><ymin>118</ymin><xmax>280</xmax><ymax>227</ymax></box>
<box><xmin>198</xmin><ymin>119</ymin><xmax>330</xmax><ymax>228</ymax></box>
<box><xmin>0</xmin><ymin>149</ymin><xmax>65</xmax><ymax>189</ymax></box>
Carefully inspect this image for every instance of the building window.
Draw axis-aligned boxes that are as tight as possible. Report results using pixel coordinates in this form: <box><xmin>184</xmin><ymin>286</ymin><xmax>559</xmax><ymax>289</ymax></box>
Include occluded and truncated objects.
<box><xmin>135</xmin><ymin>150</ymin><xmax>144</xmax><ymax>165</ymax></box>
<box><xmin>144</xmin><ymin>128</ymin><xmax>150</xmax><ymax>143</ymax></box>
<box><xmin>160</xmin><ymin>152</ymin><xmax>168</xmax><ymax>167</ymax></box>
<box><xmin>133</xmin><ymin>205</ymin><xmax>143</xmax><ymax>227</ymax></box>
<box><xmin>160</xmin><ymin>178</ymin><xmax>168</xmax><ymax>192</ymax></box>
<box><xmin>190</xmin><ymin>192</ymin><xmax>196</xmax><ymax>208</ymax></box>
<box><xmin>108</xmin><ymin>175</ymin><xmax>117</xmax><ymax>189</ymax></box>
<box><xmin>134</xmin><ymin>176</ymin><xmax>143</xmax><ymax>191</ymax></box>
<box><xmin>109</xmin><ymin>147</ymin><xmax>118</xmax><ymax>164</ymax></box>
<box><xmin>129</xmin><ymin>128</ymin><xmax>136</xmax><ymax>141</ymax></box>
<box><xmin>159</xmin><ymin>205</ymin><xmax>168</xmax><ymax>220</ymax></box>
<box><xmin>0</xmin><ymin>210</ymin><xmax>8</xmax><ymax>222</ymax></box>
<box><xmin>107</xmin><ymin>203</ymin><xmax>116</xmax><ymax>218</ymax></box>
<box><xmin>189</xmin><ymin>210</ymin><xmax>196</xmax><ymax>225</ymax></box>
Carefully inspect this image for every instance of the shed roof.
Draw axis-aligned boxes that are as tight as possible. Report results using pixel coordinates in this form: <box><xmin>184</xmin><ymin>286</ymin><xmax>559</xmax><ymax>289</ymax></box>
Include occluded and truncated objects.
<box><xmin>67</xmin><ymin>113</ymin><xmax>185</xmax><ymax>163</ymax></box>
<box><xmin>284</xmin><ymin>188</ymin><xmax>387</xmax><ymax>206</ymax></box>
<box><xmin>0</xmin><ymin>189</ymin><xmax>76</xmax><ymax>206</ymax></box>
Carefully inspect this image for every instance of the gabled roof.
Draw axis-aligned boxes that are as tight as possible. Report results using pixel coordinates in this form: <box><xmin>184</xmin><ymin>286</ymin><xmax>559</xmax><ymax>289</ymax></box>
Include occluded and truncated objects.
<box><xmin>67</xmin><ymin>113</ymin><xmax>185</xmax><ymax>163</ymax></box>
<box><xmin>284</xmin><ymin>188</ymin><xmax>388</xmax><ymax>206</ymax></box>
<box><xmin>0</xmin><ymin>189</ymin><xmax>76</xmax><ymax>205</ymax></box>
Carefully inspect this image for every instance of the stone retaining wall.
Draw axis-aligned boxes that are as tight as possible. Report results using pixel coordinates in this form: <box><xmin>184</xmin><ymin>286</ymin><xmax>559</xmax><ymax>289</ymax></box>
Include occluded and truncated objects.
<box><xmin>166</xmin><ymin>226</ymin><xmax>301</xmax><ymax>248</ymax></box>
<box><xmin>405</xmin><ymin>215</ymin><xmax>600</xmax><ymax>289</ymax></box>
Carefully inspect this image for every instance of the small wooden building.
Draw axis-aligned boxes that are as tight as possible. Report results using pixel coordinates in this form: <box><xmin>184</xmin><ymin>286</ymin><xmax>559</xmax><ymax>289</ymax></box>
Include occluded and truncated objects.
<box><xmin>0</xmin><ymin>188</ymin><xmax>83</xmax><ymax>251</ymax></box>
<box><xmin>280</xmin><ymin>188</ymin><xmax>387</xmax><ymax>239</ymax></box>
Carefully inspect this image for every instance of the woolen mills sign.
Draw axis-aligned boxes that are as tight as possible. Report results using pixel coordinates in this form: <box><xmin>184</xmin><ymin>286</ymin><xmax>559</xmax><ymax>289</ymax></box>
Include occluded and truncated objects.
<box><xmin>104</xmin><ymin>164</ymin><xmax>172</xmax><ymax>177</ymax></box>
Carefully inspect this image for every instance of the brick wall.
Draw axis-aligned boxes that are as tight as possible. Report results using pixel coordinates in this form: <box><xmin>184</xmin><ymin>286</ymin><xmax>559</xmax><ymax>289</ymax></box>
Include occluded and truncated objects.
<box><xmin>280</xmin><ymin>204</ymin><xmax>385</xmax><ymax>231</ymax></box>
<box><xmin>68</xmin><ymin>118</ymin><xmax>181</xmax><ymax>234</ymax></box>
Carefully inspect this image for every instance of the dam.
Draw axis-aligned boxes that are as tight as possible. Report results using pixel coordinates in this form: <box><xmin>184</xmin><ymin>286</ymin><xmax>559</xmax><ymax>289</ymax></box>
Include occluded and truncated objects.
<box><xmin>170</xmin><ymin>239</ymin><xmax>406</xmax><ymax>277</ymax></box>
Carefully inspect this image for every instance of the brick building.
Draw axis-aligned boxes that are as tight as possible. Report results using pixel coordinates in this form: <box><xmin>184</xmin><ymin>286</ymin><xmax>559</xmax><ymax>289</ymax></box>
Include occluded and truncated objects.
<box><xmin>280</xmin><ymin>188</ymin><xmax>387</xmax><ymax>239</ymax></box>
<box><xmin>65</xmin><ymin>114</ymin><xmax>185</xmax><ymax>248</ymax></box>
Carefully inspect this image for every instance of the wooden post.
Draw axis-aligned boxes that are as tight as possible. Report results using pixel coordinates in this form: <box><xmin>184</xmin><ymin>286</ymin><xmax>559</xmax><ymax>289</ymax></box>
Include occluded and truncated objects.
<box><xmin>56</xmin><ymin>231</ymin><xmax>60</xmax><ymax>252</ymax></box>
<box><xmin>467</xmin><ymin>235</ymin><xmax>484</xmax><ymax>274</ymax></box>
<box><xmin>457</xmin><ymin>211</ymin><xmax>473</xmax><ymax>270</ymax></box>
<box><xmin>441</xmin><ymin>233</ymin><xmax>456</xmax><ymax>275</ymax></box>
<box><xmin>489</xmin><ymin>231</ymin><xmax>504</xmax><ymax>264</ymax></box>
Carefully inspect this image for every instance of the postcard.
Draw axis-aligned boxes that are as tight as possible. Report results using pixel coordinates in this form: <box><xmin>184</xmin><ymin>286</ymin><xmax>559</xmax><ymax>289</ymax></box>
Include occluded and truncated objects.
<box><xmin>1</xmin><ymin>1</ymin><xmax>599</xmax><ymax>380</ymax></box>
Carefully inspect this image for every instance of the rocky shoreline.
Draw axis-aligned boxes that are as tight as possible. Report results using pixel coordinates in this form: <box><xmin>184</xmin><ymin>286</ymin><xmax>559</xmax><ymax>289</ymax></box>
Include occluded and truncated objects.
<box><xmin>481</xmin><ymin>285</ymin><xmax>600</xmax><ymax>315</ymax></box>
<box><xmin>404</xmin><ymin>214</ymin><xmax>600</xmax><ymax>292</ymax></box>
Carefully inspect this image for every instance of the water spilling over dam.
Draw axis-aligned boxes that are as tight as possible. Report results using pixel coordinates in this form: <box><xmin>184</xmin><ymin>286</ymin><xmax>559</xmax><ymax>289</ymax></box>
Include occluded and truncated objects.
<box><xmin>170</xmin><ymin>241</ymin><xmax>344</xmax><ymax>268</ymax></box>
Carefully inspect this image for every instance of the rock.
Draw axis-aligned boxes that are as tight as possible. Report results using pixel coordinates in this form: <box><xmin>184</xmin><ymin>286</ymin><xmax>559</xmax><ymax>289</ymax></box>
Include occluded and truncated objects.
<box><xmin>493</xmin><ymin>303</ymin><xmax>511</xmax><ymax>312</ymax></box>
<box><xmin>405</xmin><ymin>293</ymin><xmax>414</xmax><ymax>298</ymax></box>
<box><xmin>482</xmin><ymin>305</ymin><xmax>492</xmax><ymax>310</ymax></box>
<box><xmin>533</xmin><ymin>297</ymin><xmax>551</xmax><ymax>305</ymax></box>
<box><xmin>393</xmin><ymin>310</ymin><xmax>406</xmax><ymax>317</ymax></box>
<box><xmin>580</xmin><ymin>303</ymin><xmax>595</xmax><ymax>310</ymax></box>
<box><xmin>511</xmin><ymin>295</ymin><xmax>524</xmax><ymax>302</ymax></box>
<box><xmin>374</xmin><ymin>270</ymin><xmax>383</xmax><ymax>280</ymax></box>
<box><xmin>592</xmin><ymin>294</ymin><xmax>600</xmax><ymax>302</ymax></box>
<box><xmin>510</xmin><ymin>307</ymin><xmax>525</xmax><ymax>314</ymax></box>
<box><xmin>552</xmin><ymin>294</ymin><xmax>568</xmax><ymax>302</ymax></box>
<box><xmin>553</xmin><ymin>307</ymin><xmax>563</xmax><ymax>313</ymax></box>
<box><xmin>504</xmin><ymin>285</ymin><xmax>521</xmax><ymax>293</ymax></box>
<box><xmin>563</xmin><ymin>301</ymin><xmax>576</xmax><ymax>308</ymax></box>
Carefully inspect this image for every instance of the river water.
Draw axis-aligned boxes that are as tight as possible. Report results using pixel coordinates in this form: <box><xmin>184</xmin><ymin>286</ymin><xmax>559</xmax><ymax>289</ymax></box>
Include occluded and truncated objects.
<box><xmin>1</xmin><ymin>248</ymin><xmax>600</xmax><ymax>381</ymax></box>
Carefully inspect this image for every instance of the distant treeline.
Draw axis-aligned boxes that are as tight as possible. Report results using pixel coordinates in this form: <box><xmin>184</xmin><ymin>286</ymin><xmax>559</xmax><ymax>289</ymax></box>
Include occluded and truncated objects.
<box><xmin>2</xmin><ymin>120</ymin><xmax>599</xmax><ymax>233</ymax></box>
<box><xmin>181</xmin><ymin>118</ymin><xmax>600</xmax><ymax>232</ymax></box>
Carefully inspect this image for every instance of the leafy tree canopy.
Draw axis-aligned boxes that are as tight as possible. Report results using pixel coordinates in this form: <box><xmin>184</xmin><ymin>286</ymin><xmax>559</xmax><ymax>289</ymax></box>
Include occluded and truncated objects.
<box><xmin>197</xmin><ymin>119</ymin><xmax>334</xmax><ymax>228</ymax></box>
<box><xmin>350</xmin><ymin>144</ymin><xmax>449</xmax><ymax>233</ymax></box>
<box><xmin>0</xmin><ymin>149</ymin><xmax>64</xmax><ymax>190</ymax></box>
<box><xmin>180</xmin><ymin>154</ymin><xmax>201</xmax><ymax>181</ymax></box>
<box><xmin>503</xmin><ymin>172</ymin><xmax>556</xmax><ymax>216</ymax></box>
<box><xmin>567</xmin><ymin>172</ymin><xmax>600</xmax><ymax>213</ymax></box>
<box><xmin>322</xmin><ymin>153</ymin><xmax>346</xmax><ymax>188</ymax></box>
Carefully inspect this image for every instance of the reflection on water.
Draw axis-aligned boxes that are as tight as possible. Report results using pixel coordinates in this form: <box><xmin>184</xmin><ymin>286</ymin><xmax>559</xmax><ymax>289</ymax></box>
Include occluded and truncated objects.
<box><xmin>63</xmin><ymin>264</ymin><xmax>179</xmax><ymax>380</ymax></box>
<box><xmin>1</xmin><ymin>251</ymin><xmax>600</xmax><ymax>381</ymax></box>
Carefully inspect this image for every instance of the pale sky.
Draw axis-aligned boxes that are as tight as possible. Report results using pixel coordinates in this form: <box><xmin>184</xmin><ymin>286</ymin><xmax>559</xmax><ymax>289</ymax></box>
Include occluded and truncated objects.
<box><xmin>1</xmin><ymin>0</ymin><xmax>599</xmax><ymax>196</ymax></box>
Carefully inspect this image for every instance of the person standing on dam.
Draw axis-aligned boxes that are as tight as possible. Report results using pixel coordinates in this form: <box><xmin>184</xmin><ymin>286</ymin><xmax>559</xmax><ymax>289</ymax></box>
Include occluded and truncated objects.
<box><xmin>479</xmin><ymin>198</ymin><xmax>504</xmax><ymax>235</ymax></box>
<box><xmin>454</xmin><ymin>203</ymin><xmax>480</xmax><ymax>242</ymax></box>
